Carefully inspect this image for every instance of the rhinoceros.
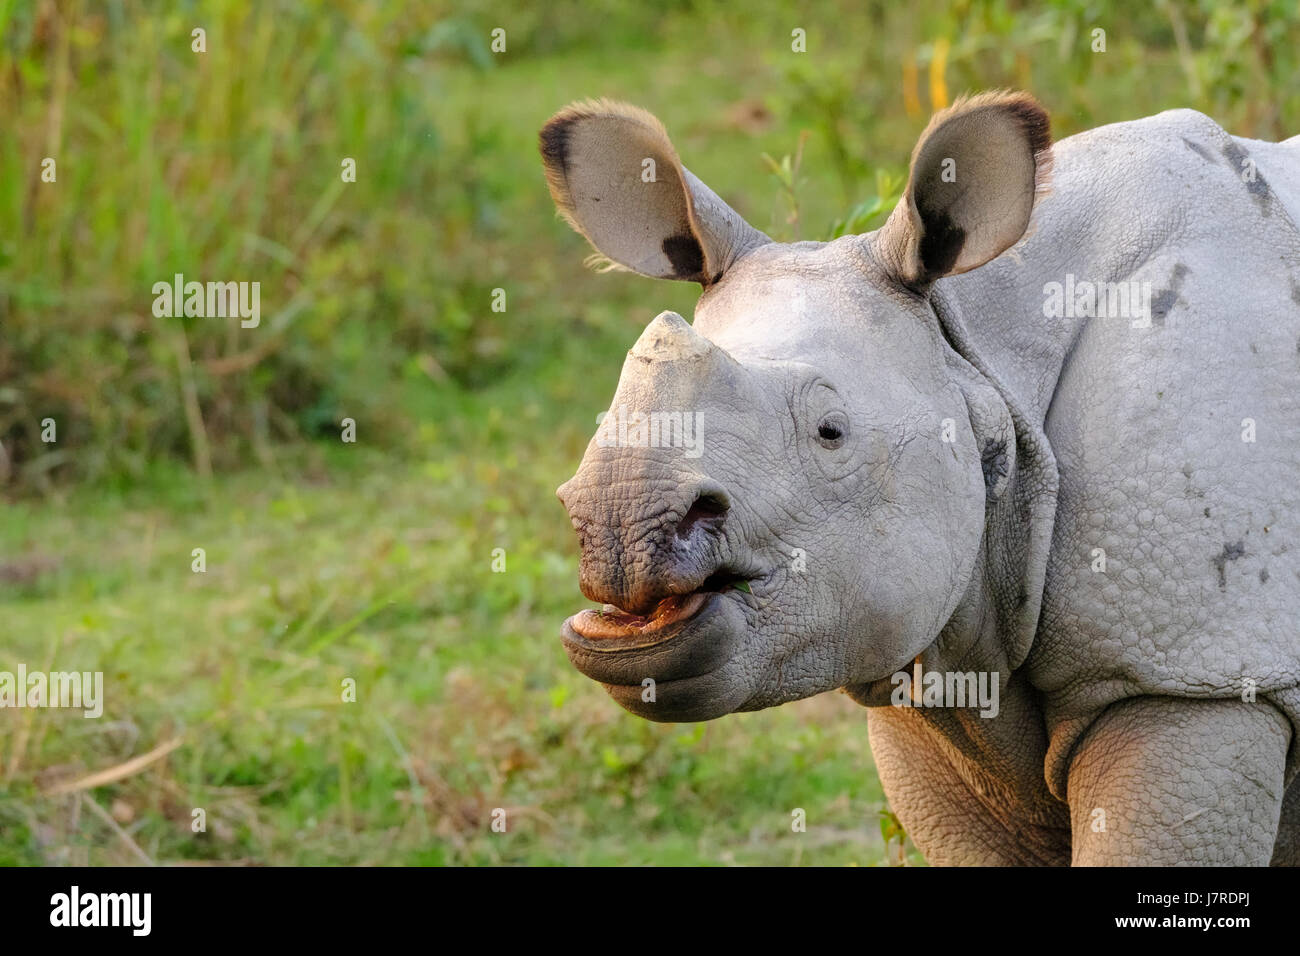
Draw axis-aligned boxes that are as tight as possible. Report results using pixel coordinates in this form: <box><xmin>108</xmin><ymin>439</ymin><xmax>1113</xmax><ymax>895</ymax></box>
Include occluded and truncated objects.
<box><xmin>539</xmin><ymin>91</ymin><xmax>1300</xmax><ymax>865</ymax></box>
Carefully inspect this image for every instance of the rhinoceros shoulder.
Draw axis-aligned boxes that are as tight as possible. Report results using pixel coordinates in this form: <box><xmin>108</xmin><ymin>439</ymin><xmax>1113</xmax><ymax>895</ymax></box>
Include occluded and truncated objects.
<box><xmin>1022</xmin><ymin>109</ymin><xmax>1300</xmax><ymax>800</ymax></box>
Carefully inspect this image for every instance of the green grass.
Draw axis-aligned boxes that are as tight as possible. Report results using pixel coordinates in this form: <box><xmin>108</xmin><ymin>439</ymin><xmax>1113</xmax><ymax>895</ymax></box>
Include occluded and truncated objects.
<box><xmin>2</xmin><ymin>0</ymin><xmax>1297</xmax><ymax>865</ymax></box>
<box><xmin>0</xmin><ymin>378</ymin><xmax>913</xmax><ymax>865</ymax></box>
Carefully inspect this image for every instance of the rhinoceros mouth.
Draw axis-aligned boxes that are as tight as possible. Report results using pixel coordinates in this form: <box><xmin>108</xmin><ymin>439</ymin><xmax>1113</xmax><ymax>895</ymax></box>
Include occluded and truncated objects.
<box><xmin>559</xmin><ymin>571</ymin><xmax>764</xmax><ymax>720</ymax></box>
<box><xmin>566</xmin><ymin>569</ymin><xmax>751</xmax><ymax>649</ymax></box>
<box><xmin>568</xmin><ymin>591</ymin><xmax>710</xmax><ymax>645</ymax></box>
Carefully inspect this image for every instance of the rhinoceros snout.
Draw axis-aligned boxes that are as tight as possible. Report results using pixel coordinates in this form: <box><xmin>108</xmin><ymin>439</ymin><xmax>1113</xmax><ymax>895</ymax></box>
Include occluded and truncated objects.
<box><xmin>558</xmin><ymin>473</ymin><xmax>732</xmax><ymax>617</ymax></box>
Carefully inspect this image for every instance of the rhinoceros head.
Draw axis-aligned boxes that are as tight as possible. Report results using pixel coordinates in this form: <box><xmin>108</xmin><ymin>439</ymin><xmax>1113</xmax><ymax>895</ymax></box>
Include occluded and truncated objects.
<box><xmin>542</xmin><ymin>93</ymin><xmax>1051</xmax><ymax>721</ymax></box>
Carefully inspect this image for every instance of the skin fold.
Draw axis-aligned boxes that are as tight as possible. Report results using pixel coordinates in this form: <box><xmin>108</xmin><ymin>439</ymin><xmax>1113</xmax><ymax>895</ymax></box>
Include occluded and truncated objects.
<box><xmin>540</xmin><ymin>93</ymin><xmax>1300</xmax><ymax>865</ymax></box>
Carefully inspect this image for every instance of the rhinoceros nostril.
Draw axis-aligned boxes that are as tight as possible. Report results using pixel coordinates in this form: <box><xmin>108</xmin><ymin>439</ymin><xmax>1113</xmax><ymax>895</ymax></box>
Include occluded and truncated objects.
<box><xmin>676</xmin><ymin>490</ymin><xmax>730</xmax><ymax>540</ymax></box>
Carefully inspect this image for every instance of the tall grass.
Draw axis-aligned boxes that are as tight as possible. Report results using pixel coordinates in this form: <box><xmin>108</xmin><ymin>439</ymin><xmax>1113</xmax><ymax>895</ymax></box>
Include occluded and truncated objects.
<box><xmin>2</xmin><ymin>0</ymin><xmax>1296</xmax><ymax>494</ymax></box>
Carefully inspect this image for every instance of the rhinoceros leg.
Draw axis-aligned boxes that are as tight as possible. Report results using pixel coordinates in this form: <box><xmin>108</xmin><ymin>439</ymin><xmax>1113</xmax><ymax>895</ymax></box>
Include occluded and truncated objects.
<box><xmin>867</xmin><ymin>706</ymin><xmax>1072</xmax><ymax>865</ymax></box>
<box><xmin>1067</xmin><ymin>696</ymin><xmax>1291</xmax><ymax>865</ymax></box>
<box><xmin>1270</xmin><ymin>776</ymin><xmax>1300</xmax><ymax>865</ymax></box>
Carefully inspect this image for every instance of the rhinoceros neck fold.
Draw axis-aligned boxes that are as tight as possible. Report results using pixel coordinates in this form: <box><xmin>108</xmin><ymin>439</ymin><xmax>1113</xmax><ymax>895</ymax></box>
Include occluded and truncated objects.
<box><xmin>928</xmin><ymin>285</ymin><xmax>1062</xmax><ymax>678</ymax></box>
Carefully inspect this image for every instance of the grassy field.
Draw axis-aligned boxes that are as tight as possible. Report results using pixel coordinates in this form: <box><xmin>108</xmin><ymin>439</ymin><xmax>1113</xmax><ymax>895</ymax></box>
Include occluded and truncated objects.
<box><xmin>2</xmin><ymin>1</ymin><xmax>1296</xmax><ymax>865</ymax></box>
<box><xmin>1</xmin><ymin>391</ymin><xmax>905</xmax><ymax>866</ymax></box>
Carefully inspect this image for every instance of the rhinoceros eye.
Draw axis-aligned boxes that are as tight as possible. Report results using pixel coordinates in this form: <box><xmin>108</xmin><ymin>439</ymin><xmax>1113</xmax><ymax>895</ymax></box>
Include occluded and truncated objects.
<box><xmin>816</xmin><ymin>413</ymin><xmax>848</xmax><ymax>449</ymax></box>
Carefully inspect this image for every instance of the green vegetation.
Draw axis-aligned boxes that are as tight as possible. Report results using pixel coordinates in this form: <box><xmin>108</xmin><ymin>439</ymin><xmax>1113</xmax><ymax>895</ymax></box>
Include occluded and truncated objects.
<box><xmin>1</xmin><ymin>0</ymin><xmax>1295</xmax><ymax>864</ymax></box>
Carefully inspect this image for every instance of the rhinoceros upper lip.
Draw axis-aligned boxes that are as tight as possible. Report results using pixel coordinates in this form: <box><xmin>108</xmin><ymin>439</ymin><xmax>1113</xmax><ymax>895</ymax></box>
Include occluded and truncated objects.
<box><xmin>569</xmin><ymin>570</ymin><xmax>751</xmax><ymax>643</ymax></box>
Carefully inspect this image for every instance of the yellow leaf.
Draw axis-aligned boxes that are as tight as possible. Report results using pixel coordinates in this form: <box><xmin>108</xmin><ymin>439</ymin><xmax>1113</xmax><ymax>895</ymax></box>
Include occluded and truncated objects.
<box><xmin>929</xmin><ymin>37</ymin><xmax>950</xmax><ymax>112</ymax></box>
<box><xmin>902</xmin><ymin>53</ymin><xmax>920</xmax><ymax>118</ymax></box>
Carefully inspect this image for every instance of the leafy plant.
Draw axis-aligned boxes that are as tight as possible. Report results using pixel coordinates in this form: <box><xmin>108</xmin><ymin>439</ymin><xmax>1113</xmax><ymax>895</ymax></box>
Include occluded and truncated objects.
<box><xmin>825</xmin><ymin>169</ymin><xmax>906</xmax><ymax>240</ymax></box>
<box><xmin>879</xmin><ymin>808</ymin><xmax>909</xmax><ymax>866</ymax></box>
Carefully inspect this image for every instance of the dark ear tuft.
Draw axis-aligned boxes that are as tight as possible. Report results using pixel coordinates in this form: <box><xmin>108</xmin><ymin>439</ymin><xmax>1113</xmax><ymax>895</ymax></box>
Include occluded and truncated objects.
<box><xmin>538</xmin><ymin>117</ymin><xmax>573</xmax><ymax>181</ymax></box>
<box><xmin>538</xmin><ymin>115</ymin><xmax>579</xmax><ymax>226</ymax></box>
<box><xmin>999</xmin><ymin>92</ymin><xmax>1052</xmax><ymax>168</ymax></box>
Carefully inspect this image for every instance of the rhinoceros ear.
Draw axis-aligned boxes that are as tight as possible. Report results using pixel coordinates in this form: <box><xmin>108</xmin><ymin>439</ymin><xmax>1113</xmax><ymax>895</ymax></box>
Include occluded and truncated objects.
<box><xmin>539</xmin><ymin>99</ymin><xmax>768</xmax><ymax>284</ymax></box>
<box><xmin>874</xmin><ymin>91</ymin><xmax>1052</xmax><ymax>291</ymax></box>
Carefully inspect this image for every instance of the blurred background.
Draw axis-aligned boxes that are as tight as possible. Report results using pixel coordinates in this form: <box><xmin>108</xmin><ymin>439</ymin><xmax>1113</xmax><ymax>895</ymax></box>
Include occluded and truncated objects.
<box><xmin>1</xmin><ymin>0</ymin><xmax>1296</xmax><ymax>865</ymax></box>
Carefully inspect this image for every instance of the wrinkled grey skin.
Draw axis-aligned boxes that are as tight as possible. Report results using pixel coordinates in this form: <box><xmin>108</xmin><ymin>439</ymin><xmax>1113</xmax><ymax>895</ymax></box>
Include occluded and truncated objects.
<box><xmin>541</xmin><ymin>94</ymin><xmax>1300</xmax><ymax>865</ymax></box>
